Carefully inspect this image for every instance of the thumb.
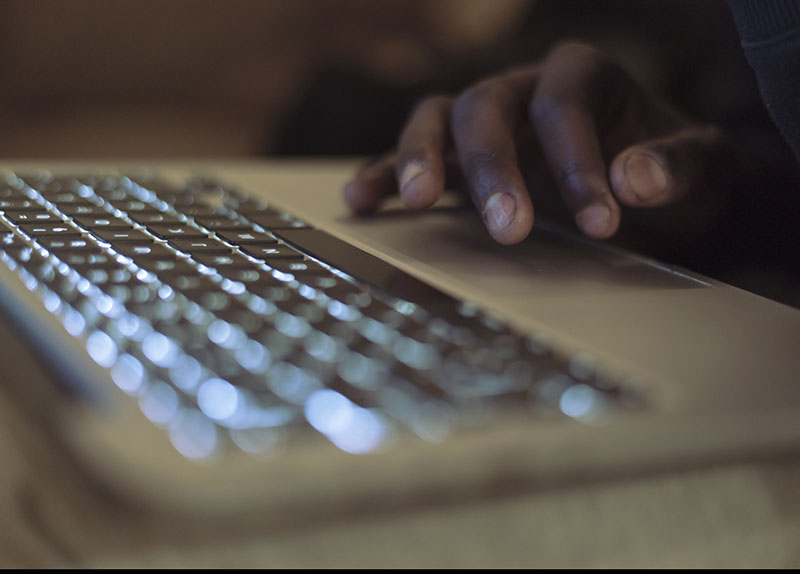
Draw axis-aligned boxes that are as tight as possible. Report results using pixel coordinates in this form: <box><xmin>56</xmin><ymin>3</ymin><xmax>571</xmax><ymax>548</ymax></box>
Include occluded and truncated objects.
<box><xmin>609</xmin><ymin>126</ymin><xmax>726</xmax><ymax>208</ymax></box>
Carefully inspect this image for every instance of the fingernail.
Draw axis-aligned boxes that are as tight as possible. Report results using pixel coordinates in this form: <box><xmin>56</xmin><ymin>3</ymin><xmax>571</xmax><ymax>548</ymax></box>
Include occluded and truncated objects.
<box><xmin>484</xmin><ymin>192</ymin><xmax>516</xmax><ymax>231</ymax></box>
<box><xmin>576</xmin><ymin>203</ymin><xmax>612</xmax><ymax>237</ymax></box>
<box><xmin>625</xmin><ymin>152</ymin><xmax>667</xmax><ymax>201</ymax></box>
<box><xmin>399</xmin><ymin>162</ymin><xmax>427</xmax><ymax>198</ymax></box>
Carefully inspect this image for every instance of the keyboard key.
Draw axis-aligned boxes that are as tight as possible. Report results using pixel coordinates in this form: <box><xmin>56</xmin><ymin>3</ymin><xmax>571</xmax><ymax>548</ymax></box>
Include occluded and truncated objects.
<box><xmin>110</xmin><ymin>200</ymin><xmax>165</xmax><ymax>214</ymax></box>
<box><xmin>83</xmin><ymin>268</ymin><xmax>137</xmax><ymax>290</ymax></box>
<box><xmin>308</xmin><ymin>275</ymin><xmax>364</xmax><ymax>301</ymax></box>
<box><xmin>58</xmin><ymin>204</ymin><xmax>111</xmax><ymax>217</ymax></box>
<box><xmin>128</xmin><ymin>212</ymin><xmax>184</xmax><ymax>226</ymax></box>
<box><xmin>43</xmin><ymin>191</ymin><xmax>95</xmax><ymax>205</ymax></box>
<box><xmin>0</xmin><ymin>186</ymin><xmax>30</xmax><ymax>200</ymax></box>
<box><xmin>93</xmin><ymin>228</ymin><xmax>154</xmax><ymax>244</ymax></box>
<box><xmin>58</xmin><ymin>251</ymin><xmax>118</xmax><ymax>271</ymax></box>
<box><xmin>134</xmin><ymin>257</ymin><xmax>197</xmax><ymax>277</ymax></box>
<box><xmin>157</xmin><ymin>271</ymin><xmax>217</xmax><ymax>293</ymax></box>
<box><xmin>181</xmin><ymin>285</ymin><xmax>237</xmax><ymax>310</ymax></box>
<box><xmin>37</xmin><ymin>236</ymin><xmax>95</xmax><ymax>252</ymax></box>
<box><xmin>111</xmin><ymin>243</ymin><xmax>174</xmax><ymax>260</ymax></box>
<box><xmin>73</xmin><ymin>215</ymin><xmax>132</xmax><ymax>230</ymax></box>
<box><xmin>146</xmin><ymin>223</ymin><xmax>208</xmax><ymax>240</ymax></box>
<box><xmin>0</xmin><ymin>199</ymin><xmax>37</xmax><ymax>210</ymax></box>
<box><xmin>221</xmin><ymin>267</ymin><xmax>282</xmax><ymax>287</ymax></box>
<box><xmin>93</xmin><ymin>186</ymin><xmax>131</xmax><ymax>202</ymax></box>
<box><xmin>262</xmin><ymin>256</ymin><xmax>319</xmax><ymax>272</ymax></box>
<box><xmin>191</xmin><ymin>252</ymin><xmax>254</xmax><ymax>270</ymax></box>
<box><xmin>235</xmin><ymin>202</ymin><xmax>282</xmax><ymax>217</ymax></box>
<box><xmin>247</xmin><ymin>213</ymin><xmax>309</xmax><ymax>230</ymax></box>
<box><xmin>34</xmin><ymin>178</ymin><xmax>83</xmax><ymax>196</ymax></box>
<box><xmin>195</xmin><ymin>217</ymin><xmax>252</xmax><ymax>231</ymax></box>
<box><xmin>167</xmin><ymin>237</ymin><xmax>231</xmax><ymax>254</ymax></box>
<box><xmin>2</xmin><ymin>210</ymin><xmax>62</xmax><ymax>224</ymax></box>
<box><xmin>19</xmin><ymin>222</ymin><xmax>82</xmax><ymax>237</ymax></box>
<box><xmin>177</xmin><ymin>205</ymin><xmax>223</xmax><ymax>218</ymax></box>
<box><xmin>215</xmin><ymin>230</ymin><xmax>277</xmax><ymax>245</ymax></box>
<box><xmin>239</xmin><ymin>243</ymin><xmax>304</xmax><ymax>260</ymax></box>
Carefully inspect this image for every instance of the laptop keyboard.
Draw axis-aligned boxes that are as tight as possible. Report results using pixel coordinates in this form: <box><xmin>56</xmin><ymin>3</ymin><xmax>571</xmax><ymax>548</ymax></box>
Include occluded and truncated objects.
<box><xmin>0</xmin><ymin>172</ymin><xmax>640</xmax><ymax>459</ymax></box>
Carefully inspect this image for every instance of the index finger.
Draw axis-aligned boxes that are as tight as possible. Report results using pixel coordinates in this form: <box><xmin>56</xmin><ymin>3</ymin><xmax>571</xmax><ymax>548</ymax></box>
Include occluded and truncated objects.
<box><xmin>529</xmin><ymin>43</ymin><xmax>624</xmax><ymax>238</ymax></box>
<box><xmin>450</xmin><ymin>69</ymin><xmax>538</xmax><ymax>245</ymax></box>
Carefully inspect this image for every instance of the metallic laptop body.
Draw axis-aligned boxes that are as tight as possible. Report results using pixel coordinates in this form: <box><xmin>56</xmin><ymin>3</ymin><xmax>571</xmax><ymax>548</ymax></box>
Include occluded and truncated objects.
<box><xmin>1</xmin><ymin>159</ymin><xmax>799</xmax><ymax>523</ymax></box>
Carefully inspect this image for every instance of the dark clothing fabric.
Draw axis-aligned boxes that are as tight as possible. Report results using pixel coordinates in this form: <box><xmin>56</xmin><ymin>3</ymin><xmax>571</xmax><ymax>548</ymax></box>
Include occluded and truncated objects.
<box><xmin>728</xmin><ymin>0</ymin><xmax>800</xmax><ymax>161</ymax></box>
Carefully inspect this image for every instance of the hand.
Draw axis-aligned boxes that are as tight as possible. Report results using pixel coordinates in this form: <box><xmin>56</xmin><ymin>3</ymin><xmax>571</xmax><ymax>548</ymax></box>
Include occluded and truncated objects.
<box><xmin>343</xmin><ymin>41</ymin><xmax>732</xmax><ymax>248</ymax></box>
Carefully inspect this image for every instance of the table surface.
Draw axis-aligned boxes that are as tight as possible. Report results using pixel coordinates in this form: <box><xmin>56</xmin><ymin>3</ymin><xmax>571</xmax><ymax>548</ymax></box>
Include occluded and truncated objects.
<box><xmin>3</xmin><ymin>388</ymin><xmax>800</xmax><ymax>569</ymax></box>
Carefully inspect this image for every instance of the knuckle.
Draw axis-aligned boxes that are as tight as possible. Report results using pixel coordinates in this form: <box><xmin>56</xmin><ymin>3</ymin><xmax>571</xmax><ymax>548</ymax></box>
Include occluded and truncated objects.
<box><xmin>529</xmin><ymin>89</ymin><xmax>568</xmax><ymax>124</ymax></box>
<box><xmin>534</xmin><ymin>42</ymin><xmax>624</xmax><ymax>117</ymax></box>
<box><xmin>411</xmin><ymin>93</ymin><xmax>452</xmax><ymax>117</ymax></box>
<box><xmin>461</xmin><ymin>150</ymin><xmax>517</xmax><ymax>185</ymax></box>
<box><xmin>451</xmin><ymin>78</ymin><xmax>506</xmax><ymax>123</ymax></box>
<box><xmin>695</xmin><ymin>125</ymin><xmax>725</xmax><ymax>148</ymax></box>
<box><xmin>399</xmin><ymin>94</ymin><xmax>452</xmax><ymax>153</ymax></box>
<box><xmin>559</xmin><ymin>160</ymin><xmax>592</xmax><ymax>185</ymax></box>
<box><xmin>464</xmin><ymin>150</ymin><xmax>500</xmax><ymax>171</ymax></box>
<box><xmin>395</xmin><ymin>145</ymin><xmax>435</xmax><ymax>174</ymax></box>
<box><xmin>558</xmin><ymin>161</ymin><xmax>604</xmax><ymax>205</ymax></box>
<box><xmin>546</xmin><ymin>40</ymin><xmax>605</xmax><ymax>67</ymax></box>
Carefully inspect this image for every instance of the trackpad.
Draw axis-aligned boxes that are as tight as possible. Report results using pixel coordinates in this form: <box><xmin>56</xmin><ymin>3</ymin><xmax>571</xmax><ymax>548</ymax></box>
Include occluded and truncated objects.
<box><xmin>337</xmin><ymin>205</ymin><xmax>708</xmax><ymax>298</ymax></box>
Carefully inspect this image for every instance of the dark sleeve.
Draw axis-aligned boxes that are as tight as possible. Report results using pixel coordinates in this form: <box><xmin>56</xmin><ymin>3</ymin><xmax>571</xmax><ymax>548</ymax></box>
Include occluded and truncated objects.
<box><xmin>727</xmin><ymin>0</ymin><xmax>800</xmax><ymax>161</ymax></box>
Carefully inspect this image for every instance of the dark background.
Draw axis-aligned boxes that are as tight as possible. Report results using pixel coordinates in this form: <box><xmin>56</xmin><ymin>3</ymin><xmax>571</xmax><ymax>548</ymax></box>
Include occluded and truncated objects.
<box><xmin>1</xmin><ymin>0</ymin><xmax>798</xmax><ymax>307</ymax></box>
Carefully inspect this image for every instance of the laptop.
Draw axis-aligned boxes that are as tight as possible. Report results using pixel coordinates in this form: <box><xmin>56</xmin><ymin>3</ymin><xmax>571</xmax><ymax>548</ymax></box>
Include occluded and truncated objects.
<box><xmin>1</xmin><ymin>159</ymin><xmax>799</xmax><ymax>523</ymax></box>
